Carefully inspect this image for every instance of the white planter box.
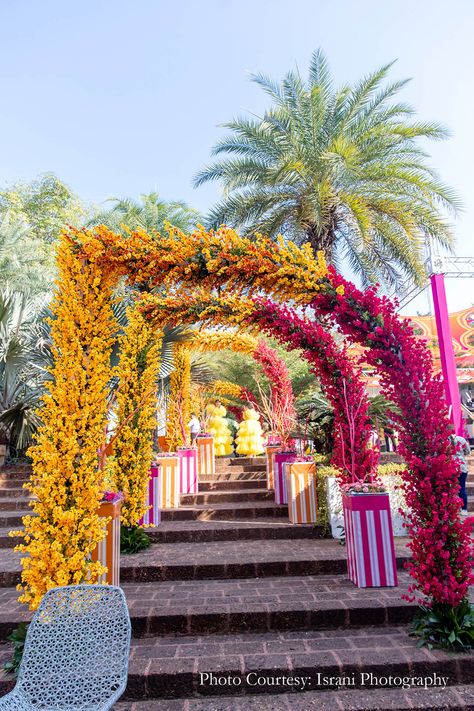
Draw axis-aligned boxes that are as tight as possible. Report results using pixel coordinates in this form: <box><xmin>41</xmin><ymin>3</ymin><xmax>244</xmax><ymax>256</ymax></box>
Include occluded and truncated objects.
<box><xmin>326</xmin><ymin>475</ymin><xmax>407</xmax><ymax>539</ymax></box>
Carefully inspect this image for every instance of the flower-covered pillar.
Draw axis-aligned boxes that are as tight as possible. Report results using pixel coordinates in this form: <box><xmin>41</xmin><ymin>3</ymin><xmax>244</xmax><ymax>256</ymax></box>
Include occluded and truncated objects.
<box><xmin>16</xmin><ymin>237</ymin><xmax>121</xmax><ymax>609</ymax></box>
<box><xmin>113</xmin><ymin>306</ymin><xmax>162</xmax><ymax>527</ymax></box>
<box><xmin>166</xmin><ymin>343</ymin><xmax>192</xmax><ymax>449</ymax></box>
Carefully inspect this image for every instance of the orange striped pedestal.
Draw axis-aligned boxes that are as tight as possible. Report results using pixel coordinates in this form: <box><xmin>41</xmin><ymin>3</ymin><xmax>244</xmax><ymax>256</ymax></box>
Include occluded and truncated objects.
<box><xmin>155</xmin><ymin>456</ymin><xmax>180</xmax><ymax>508</ymax></box>
<box><xmin>92</xmin><ymin>498</ymin><xmax>121</xmax><ymax>585</ymax></box>
<box><xmin>197</xmin><ymin>436</ymin><xmax>215</xmax><ymax>478</ymax></box>
<box><xmin>285</xmin><ymin>461</ymin><xmax>317</xmax><ymax>524</ymax></box>
<box><xmin>265</xmin><ymin>445</ymin><xmax>281</xmax><ymax>489</ymax></box>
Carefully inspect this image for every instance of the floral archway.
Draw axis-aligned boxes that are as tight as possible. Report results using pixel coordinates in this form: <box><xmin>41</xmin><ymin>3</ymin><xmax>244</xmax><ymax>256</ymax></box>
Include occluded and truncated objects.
<box><xmin>166</xmin><ymin>330</ymin><xmax>297</xmax><ymax>449</ymax></box>
<box><xmin>17</xmin><ymin>224</ymin><xmax>472</xmax><ymax>617</ymax></box>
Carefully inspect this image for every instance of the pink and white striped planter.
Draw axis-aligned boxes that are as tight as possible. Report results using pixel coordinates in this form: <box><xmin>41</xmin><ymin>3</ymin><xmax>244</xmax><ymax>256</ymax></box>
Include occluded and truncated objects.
<box><xmin>274</xmin><ymin>452</ymin><xmax>297</xmax><ymax>505</ymax></box>
<box><xmin>139</xmin><ymin>466</ymin><xmax>161</xmax><ymax>527</ymax></box>
<box><xmin>177</xmin><ymin>448</ymin><xmax>198</xmax><ymax>494</ymax></box>
<box><xmin>342</xmin><ymin>493</ymin><xmax>398</xmax><ymax>588</ymax></box>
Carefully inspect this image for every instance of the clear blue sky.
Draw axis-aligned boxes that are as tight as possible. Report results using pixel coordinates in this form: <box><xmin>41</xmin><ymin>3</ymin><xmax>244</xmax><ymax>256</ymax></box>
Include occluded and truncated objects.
<box><xmin>1</xmin><ymin>0</ymin><xmax>473</xmax><ymax>312</ymax></box>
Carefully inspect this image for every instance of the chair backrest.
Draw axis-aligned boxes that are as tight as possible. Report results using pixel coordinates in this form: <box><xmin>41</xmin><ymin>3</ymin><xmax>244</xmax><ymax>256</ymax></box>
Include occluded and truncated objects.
<box><xmin>16</xmin><ymin>585</ymin><xmax>131</xmax><ymax>710</ymax></box>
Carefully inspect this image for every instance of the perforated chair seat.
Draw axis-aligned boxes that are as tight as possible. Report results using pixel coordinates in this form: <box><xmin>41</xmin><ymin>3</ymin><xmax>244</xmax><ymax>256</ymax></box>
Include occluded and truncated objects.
<box><xmin>0</xmin><ymin>585</ymin><xmax>131</xmax><ymax>711</ymax></box>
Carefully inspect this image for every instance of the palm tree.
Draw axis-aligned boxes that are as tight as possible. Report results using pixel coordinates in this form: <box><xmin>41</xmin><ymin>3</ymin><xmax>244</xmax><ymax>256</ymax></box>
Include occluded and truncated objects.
<box><xmin>0</xmin><ymin>291</ymin><xmax>49</xmax><ymax>453</ymax></box>
<box><xmin>194</xmin><ymin>50</ymin><xmax>459</xmax><ymax>289</ymax></box>
<box><xmin>89</xmin><ymin>192</ymin><xmax>200</xmax><ymax>235</ymax></box>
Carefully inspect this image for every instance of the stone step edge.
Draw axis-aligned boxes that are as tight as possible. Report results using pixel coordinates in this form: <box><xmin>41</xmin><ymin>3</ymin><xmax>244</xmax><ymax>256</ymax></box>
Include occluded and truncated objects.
<box><xmin>112</xmin><ymin>685</ymin><xmax>474</xmax><ymax>711</ymax></box>
<box><xmin>0</xmin><ymin>523</ymin><xmax>328</xmax><ymax>548</ymax></box>
<box><xmin>0</xmin><ymin>551</ymin><xmax>410</xmax><ymax>588</ymax></box>
<box><xmin>0</xmin><ymin>583</ymin><xmax>417</xmax><ymax>638</ymax></box>
<box><xmin>118</xmin><ymin>646</ymin><xmax>471</xmax><ymax>702</ymax></box>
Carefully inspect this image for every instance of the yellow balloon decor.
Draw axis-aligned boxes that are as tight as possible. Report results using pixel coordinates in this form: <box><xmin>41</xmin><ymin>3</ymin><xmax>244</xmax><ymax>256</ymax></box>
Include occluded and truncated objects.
<box><xmin>208</xmin><ymin>403</ymin><xmax>234</xmax><ymax>456</ymax></box>
<box><xmin>235</xmin><ymin>408</ymin><xmax>265</xmax><ymax>456</ymax></box>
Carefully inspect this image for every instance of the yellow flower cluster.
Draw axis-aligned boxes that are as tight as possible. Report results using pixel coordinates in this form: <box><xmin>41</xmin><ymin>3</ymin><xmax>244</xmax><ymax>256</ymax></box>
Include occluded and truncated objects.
<box><xmin>113</xmin><ymin>307</ymin><xmax>162</xmax><ymax>527</ymax></box>
<box><xmin>16</xmin><ymin>238</ymin><xmax>121</xmax><ymax>610</ymax></box>
<box><xmin>69</xmin><ymin>224</ymin><xmax>329</xmax><ymax>303</ymax></box>
<box><xmin>139</xmin><ymin>289</ymin><xmax>257</xmax><ymax>331</ymax></box>
<box><xmin>210</xmin><ymin>380</ymin><xmax>245</xmax><ymax>399</ymax></box>
<box><xmin>166</xmin><ymin>343</ymin><xmax>192</xmax><ymax>450</ymax></box>
<box><xmin>191</xmin><ymin>330</ymin><xmax>257</xmax><ymax>356</ymax></box>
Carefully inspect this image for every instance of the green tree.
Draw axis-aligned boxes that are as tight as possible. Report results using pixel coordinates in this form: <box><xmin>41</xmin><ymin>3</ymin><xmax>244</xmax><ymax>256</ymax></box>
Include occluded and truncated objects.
<box><xmin>89</xmin><ymin>192</ymin><xmax>200</xmax><ymax>234</ymax></box>
<box><xmin>0</xmin><ymin>212</ymin><xmax>53</xmax><ymax>295</ymax></box>
<box><xmin>195</xmin><ymin>50</ymin><xmax>459</xmax><ymax>289</ymax></box>
<box><xmin>0</xmin><ymin>173</ymin><xmax>84</xmax><ymax>244</ymax></box>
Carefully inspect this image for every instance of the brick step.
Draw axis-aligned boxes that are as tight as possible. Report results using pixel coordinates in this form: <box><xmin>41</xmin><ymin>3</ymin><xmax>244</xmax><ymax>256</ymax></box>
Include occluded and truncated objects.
<box><xmin>161</xmin><ymin>502</ymin><xmax>288</xmax><ymax>522</ymax></box>
<box><xmin>0</xmin><ymin>502</ymin><xmax>286</xmax><ymax>528</ymax></box>
<box><xmin>215</xmin><ymin>464</ymin><xmax>267</xmax><ymax>474</ymax></box>
<box><xmin>113</xmin><ymin>685</ymin><xmax>474</xmax><ymax>710</ymax></box>
<box><xmin>0</xmin><ymin>498</ymin><xmax>32</xmax><ymax>511</ymax></box>
<box><xmin>107</xmin><ymin>624</ymin><xmax>469</xmax><ymax>701</ymax></box>
<box><xmin>0</xmin><ymin>511</ymin><xmax>28</xmax><ymax>527</ymax></box>
<box><xmin>199</xmin><ymin>480</ymin><xmax>267</xmax><ymax>491</ymax></box>
<box><xmin>0</xmin><ymin>538</ymin><xmax>411</xmax><ymax>588</ymax></box>
<box><xmin>230</xmin><ymin>457</ymin><xmax>265</xmax><ymax>467</ymax></box>
<box><xmin>181</xmin><ymin>489</ymin><xmax>273</xmax><ymax>505</ymax></box>
<box><xmin>0</xmin><ymin>487</ymin><xmax>30</xmax><ymax>498</ymax></box>
<box><xmin>201</xmin><ymin>471</ymin><xmax>266</xmax><ymax>481</ymax></box>
<box><xmin>0</xmin><ymin>572</ymin><xmax>417</xmax><ymax>639</ymax></box>
<box><xmin>0</xmin><ymin>519</ymin><xmax>327</xmax><ymax>549</ymax></box>
<box><xmin>0</xmin><ymin>480</ymin><xmax>31</xmax><ymax>492</ymax></box>
<box><xmin>0</xmin><ymin>473</ymin><xmax>31</xmax><ymax>487</ymax></box>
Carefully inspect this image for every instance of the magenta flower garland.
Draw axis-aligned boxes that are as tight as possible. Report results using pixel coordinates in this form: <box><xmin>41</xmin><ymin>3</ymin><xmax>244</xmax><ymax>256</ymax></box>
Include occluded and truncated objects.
<box><xmin>311</xmin><ymin>267</ymin><xmax>473</xmax><ymax>606</ymax></box>
<box><xmin>249</xmin><ymin>299</ymin><xmax>379</xmax><ymax>486</ymax></box>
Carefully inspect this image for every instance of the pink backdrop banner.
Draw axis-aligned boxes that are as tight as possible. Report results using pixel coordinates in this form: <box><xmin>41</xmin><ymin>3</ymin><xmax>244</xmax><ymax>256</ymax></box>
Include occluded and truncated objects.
<box><xmin>343</xmin><ymin>493</ymin><xmax>398</xmax><ymax>588</ymax></box>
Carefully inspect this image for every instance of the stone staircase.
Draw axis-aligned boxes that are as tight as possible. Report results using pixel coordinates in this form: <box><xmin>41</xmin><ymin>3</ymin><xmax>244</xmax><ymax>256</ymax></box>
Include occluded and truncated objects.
<box><xmin>0</xmin><ymin>457</ymin><xmax>472</xmax><ymax>709</ymax></box>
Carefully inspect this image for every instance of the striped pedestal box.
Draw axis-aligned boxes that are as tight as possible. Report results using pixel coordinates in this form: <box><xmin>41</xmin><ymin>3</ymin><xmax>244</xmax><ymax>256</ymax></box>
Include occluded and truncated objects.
<box><xmin>92</xmin><ymin>498</ymin><xmax>121</xmax><ymax>585</ymax></box>
<box><xmin>286</xmin><ymin>461</ymin><xmax>317</xmax><ymax>524</ymax></box>
<box><xmin>178</xmin><ymin>448</ymin><xmax>198</xmax><ymax>494</ymax></box>
<box><xmin>265</xmin><ymin>445</ymin><xmax>281</xmax><ymax>489</ymax></box>
<box><xmin>155</xmin><ymin>456</ymin><xmax>180</xmax><ymax>508</ymax></box>
<box><xmin>274</xmin><ymin>452</ymin><xmax>297</xmax><ymax>505</ymax></box>
<box><xmin>139</xmin><ymin>466</ymin><xmax>161</xmax><ymax>526</ymax></box>
<box><xmin>342</xmin><ymin>493</ymin><xmax>398</xmax><ymax>588</ymax></box>
<box><xmin>197</xmin><ymin>436</ymin><xmax>215</xmax><ymax>478</ymax></box>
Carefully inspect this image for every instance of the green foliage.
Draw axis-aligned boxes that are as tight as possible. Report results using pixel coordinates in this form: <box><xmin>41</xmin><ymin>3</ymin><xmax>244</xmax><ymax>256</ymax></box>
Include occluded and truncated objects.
<box><xmin>0</xmin><ymin>212</ymin><xmax>54</xmax><ymax>296</ymax></box>
<box><xmin>411</xmin><ymin>600</ymin><xmax>474</xmax><ymax>651</ymax></box>
<box><xmin>120</xmin><ymin>525</ymin><xmax>152</xmax><ymax>554</ymax></box>
<box><xmin>195</xmin><ymin>49</ymin><xmax>459</xmax><ymax>289</ymax></box>
<box><xmin>3</xmin><ymin>623</ymin><xmax>28</xmax><ymax>675</ymax></box>
<box><xmin>89</xmin><ymin>192</ymin><xmax>200</xmax><ymax>235</ymax></box>
<box><xmin>0</xmin><ymin>173</ymin><xmax>84</xmax><ymax>245</ymax></box>
<box><xmin>367</xmin><ymin>394</ymin><xmax>401</xmax><ymax>428</ymax></box>
<box><xmin>296</xmin><ymin>392</ymin><xmax>334</xmax><ymax>454</ymax></box>
<box><xmin>0</xmin><ymin>291</ymin><xmax>49</xmax><ymax>450</ymax></box>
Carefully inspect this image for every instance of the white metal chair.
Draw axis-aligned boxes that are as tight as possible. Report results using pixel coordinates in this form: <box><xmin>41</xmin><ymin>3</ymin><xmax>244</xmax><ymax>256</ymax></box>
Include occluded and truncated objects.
<box><xmin>0</xmin><ymin>585</ymin><xmax>131</xmax><ymax>710</ymax></box>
